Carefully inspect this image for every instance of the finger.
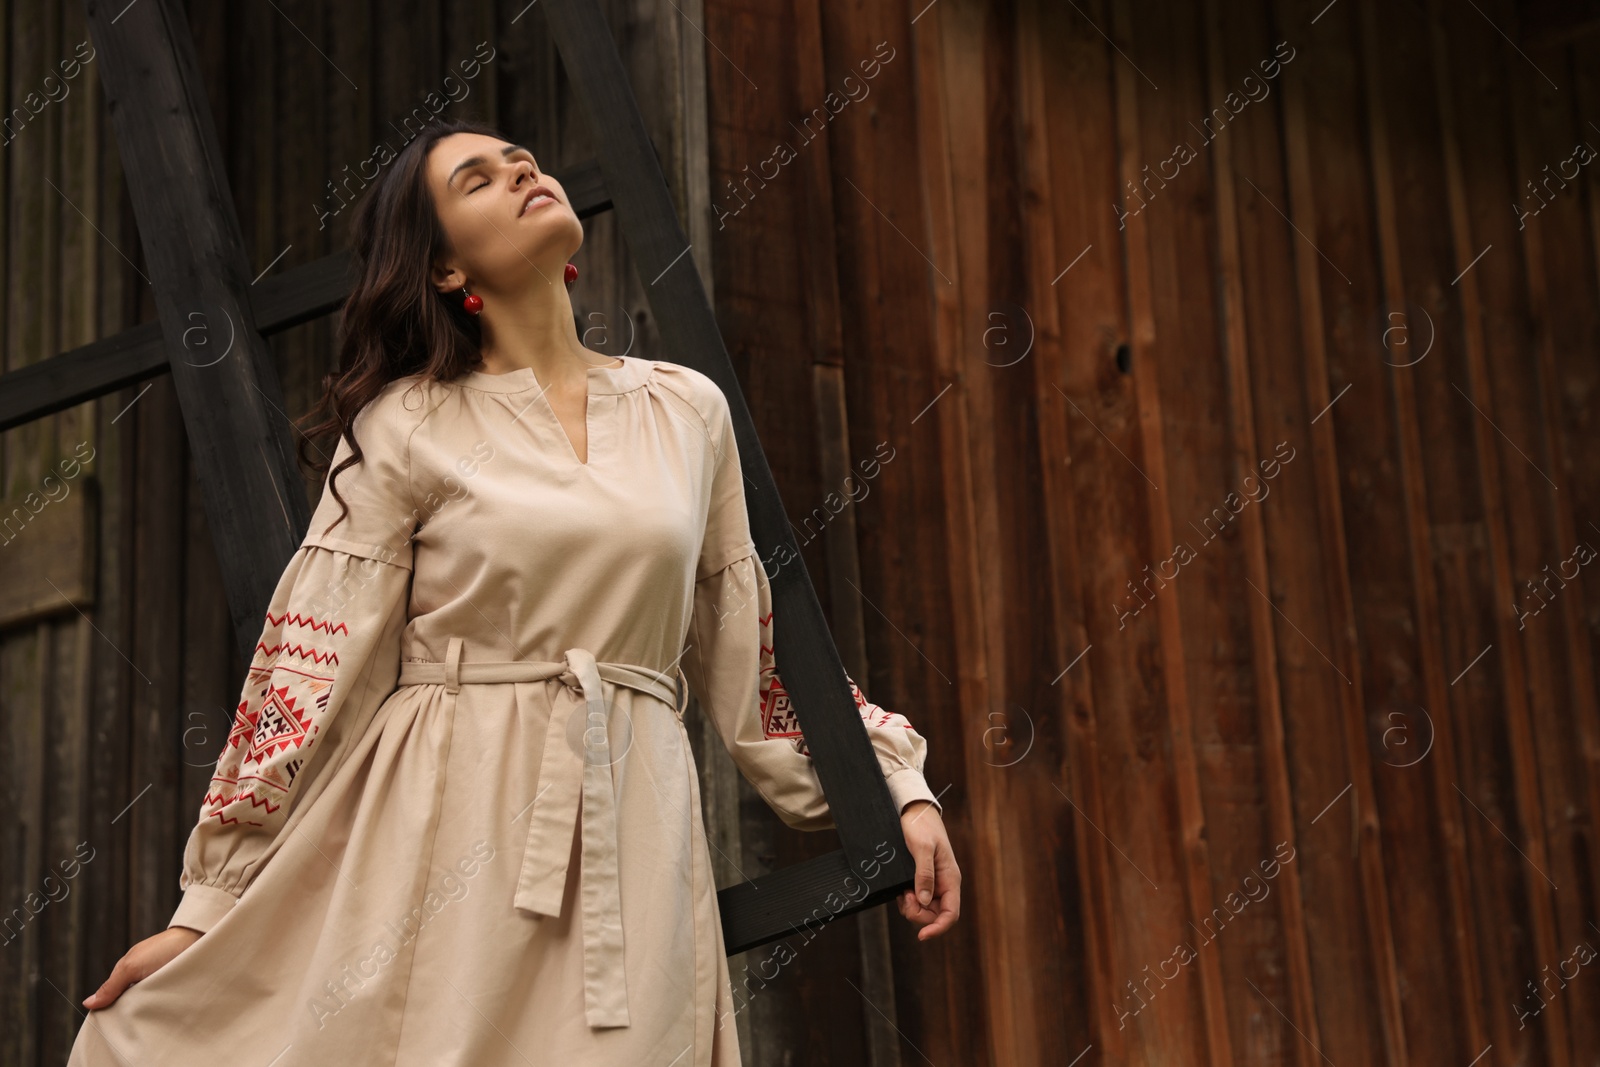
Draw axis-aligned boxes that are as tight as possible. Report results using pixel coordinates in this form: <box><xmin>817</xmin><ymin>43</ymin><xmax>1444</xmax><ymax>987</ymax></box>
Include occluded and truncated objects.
<box><xmin>917</xmin><ymin>894</ymin><xmax>957</xmax><ymax>939</ymax></box>
<box><xmin>912</xmin><ymin>849</ymin><xmax>960</xmax><ymax>939</ymax></box>
<box><xmin>918</xmin><ymin>873</ymin><xmax>962</xmax><ymax>939</ymax></box>
<box><xmin>900</xmin><ymin>891</ymin><xmax>937</xmax><ymax>926</ymax></box>
<box><xmin>913</xmin><ymin>839</ymin><xmax>937</xmax><ymax>910</ymax></box>
<box><xmin>85</xmin><ymin>967</ymin><xmax>126</xmax><ymax>1009</ymax></box>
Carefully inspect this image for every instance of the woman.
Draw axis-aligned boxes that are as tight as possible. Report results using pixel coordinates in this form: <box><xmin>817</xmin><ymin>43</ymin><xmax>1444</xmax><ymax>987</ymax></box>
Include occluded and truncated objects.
<box><xmin>69</xmin><ymin>117</ymin><xmax>959</xmax><ymax>1066</ymax></box>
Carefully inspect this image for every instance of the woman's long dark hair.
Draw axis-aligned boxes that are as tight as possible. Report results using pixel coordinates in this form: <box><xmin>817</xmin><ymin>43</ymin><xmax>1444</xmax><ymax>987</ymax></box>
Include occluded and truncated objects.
<box><xmin>294</xmin><ymin>116</ymin><xmax>511</xmax><ymax>532</ymax></box>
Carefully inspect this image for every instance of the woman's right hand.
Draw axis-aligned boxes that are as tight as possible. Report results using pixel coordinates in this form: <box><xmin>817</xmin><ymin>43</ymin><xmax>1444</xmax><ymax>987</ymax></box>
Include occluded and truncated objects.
<box><xmin>82</xmin><ymin>926</ymin><xmax>203</xmax><ymax>1010</ymax></box>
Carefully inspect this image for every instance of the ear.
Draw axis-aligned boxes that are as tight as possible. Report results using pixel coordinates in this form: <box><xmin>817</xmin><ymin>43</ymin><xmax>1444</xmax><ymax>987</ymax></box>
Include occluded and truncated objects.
<box><xmin>430</xmin><ymin>262</ymin><xmax>465</xmax><ymax>295</ymax></box>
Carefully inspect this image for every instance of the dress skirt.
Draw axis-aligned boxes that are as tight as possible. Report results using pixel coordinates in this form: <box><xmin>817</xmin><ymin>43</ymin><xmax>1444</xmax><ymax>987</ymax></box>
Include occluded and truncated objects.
<box><xmin>68</xmin><ymin>660</ymin><xmax>742</xmax><ymax>1066</ymax></box>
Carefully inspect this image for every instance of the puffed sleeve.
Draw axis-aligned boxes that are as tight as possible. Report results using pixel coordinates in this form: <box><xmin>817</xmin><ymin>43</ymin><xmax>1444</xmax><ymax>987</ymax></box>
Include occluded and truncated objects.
<box><xmin>679</xmin><ymin>386</ymin><xmax>940</xmax><ymax>832</ymax></box>
<box><xmin>168</xmin><ymin>387</ymin><xmax>423</xmax><ymax>934</ymax></box>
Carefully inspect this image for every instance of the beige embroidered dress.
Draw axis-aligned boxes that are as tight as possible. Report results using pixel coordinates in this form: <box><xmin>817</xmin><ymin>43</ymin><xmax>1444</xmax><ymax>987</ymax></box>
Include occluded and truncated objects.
<box><xmin>68</xmin><ymin>356</ymin><xmax>939</xmax><ymax>1067</ymax></box>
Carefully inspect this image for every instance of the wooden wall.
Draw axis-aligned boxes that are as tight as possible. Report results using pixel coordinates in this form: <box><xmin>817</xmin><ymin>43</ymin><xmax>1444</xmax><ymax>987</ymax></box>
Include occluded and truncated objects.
<box><xmin>701</xmin><ymin>0</ymin><xmax>1600</xmax><ymax>1064</ymax></box>
<box><xmin>2</xmin><ymin>0</ymin><xmax>1598</xmax><ymax>1064</ymax></box>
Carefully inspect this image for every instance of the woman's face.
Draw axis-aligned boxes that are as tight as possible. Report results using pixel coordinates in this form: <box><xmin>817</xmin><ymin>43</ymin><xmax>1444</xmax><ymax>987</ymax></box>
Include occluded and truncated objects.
<box><xmin>425</xmin><ymin>132</ymin><xmax>582</xmax><ymax>295</ymax></box>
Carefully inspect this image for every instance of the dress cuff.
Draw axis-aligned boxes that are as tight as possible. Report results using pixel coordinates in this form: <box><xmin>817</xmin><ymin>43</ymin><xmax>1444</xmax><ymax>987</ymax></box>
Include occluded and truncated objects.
<box><xmin>168</xmin><ymin>883</ymin><xmax>239</xmax><ymax>934</ymax></box>
<box><xmin>885</xmin><ymin>767</ymin><xmax>940</xmax><ymax>817</ymax></box>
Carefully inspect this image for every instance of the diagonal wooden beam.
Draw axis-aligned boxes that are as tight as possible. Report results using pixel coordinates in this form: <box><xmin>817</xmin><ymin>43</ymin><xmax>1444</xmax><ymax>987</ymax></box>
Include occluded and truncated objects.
<box><xmin>85</xmin><ymin>0</ymin><xmax>307</xmax><ymax>664</ymax></box>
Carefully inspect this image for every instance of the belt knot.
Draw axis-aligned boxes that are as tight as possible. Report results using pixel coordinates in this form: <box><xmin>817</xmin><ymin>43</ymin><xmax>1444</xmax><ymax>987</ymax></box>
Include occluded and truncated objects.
<box><xmin>555</xmin><ymin>646</ymin><xmax>599</xmax><ymax>697</ymax></box>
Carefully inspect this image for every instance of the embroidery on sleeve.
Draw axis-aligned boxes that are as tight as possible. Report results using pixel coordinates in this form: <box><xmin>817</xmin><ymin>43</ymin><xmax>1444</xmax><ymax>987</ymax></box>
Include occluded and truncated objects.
<box><xmin>757</xmin><ymin>609</ymin><xmax>804</xmax><ymax>753</ymax></box>
<box><xmin>757</xmin><ymin>609</ymin><xmax>911</xmax><ymax>758</ymax></box>
<box><xmin>201</xmin><ymin>608</ymin><xmax>345</xmax><ymax>827</ymax></box>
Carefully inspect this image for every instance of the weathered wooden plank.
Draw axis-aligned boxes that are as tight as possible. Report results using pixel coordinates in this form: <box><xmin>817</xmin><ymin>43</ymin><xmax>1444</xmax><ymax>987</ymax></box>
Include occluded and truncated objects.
<box><xmin>1508</xmin><ymin>22</ymin><xmax>1600</xmax><ymax>1062</ymax></box>
<box><xmin>127</xmin><ymin>381</ymin><xmax>186</xmax><ymax>940</ymax></box>
<box><xmin>74</xmin><ymin>33</ymin><xmax>139</xmax><ymax>1067</ymax></box>
<box><xmin>814</xmin><ymin>364</ymin><xmax>900</xmax><ymax>1065</ymax></box>
<box><xmin>1033</xmin><ymin>0</ymin><xmax>1214</xmax><ymax>1062</ymax></box>
<box><xmin>1200</xmin><ymin>0</ymin><xmax>1322</xmax><ymax>1058</ymax></box>
<box><xmin>176</xmin><ymin>455</ymin><xmax>238</xmax><ymax>931</ymax></box>
<box><xmin>271</xmin><ymin>0</ymin><xmax>327</xmax><ymax>437</ymax></box>
<box><xmin>1267</xmin><ymin>4</ymin><xmax>1433</xmax><ymax>1062</ymax></box>
<box><xmin>40</xmin><ymin>0</ymin><xmax>102</xmax><ymax>1057</ymax></box>
<box><xmin>809</xmin><ymin>2</ymin><xmax>978</xmax><ymax>1063</ymax></box>
<box><xmin>1429</xmin><ymin>0</ymin><xmax>1577</xmax><ymax>1060</ymax></box>
<box><xmin>1567</xmin><ymin>0</ymin><xmax>1600</xmax><ymax>961</ymax></box>
<box><xmin>322</xmin><ymin>0</ymin><xmax>374</xmax><ymax>265</ymax></box>
<box><xmin>0</xmin><ymin>483</ymin><xmax>95</xmax><ymax>625</ymax></box>
<box><xmin>45</xmin><ymin>618</ymin><xmax>95</xmax><ymax>1065</ymax></box>
<box><xmin>1364</xmin><ymin>0</ymin><xmax>1498</xmax><ymax>1055</ymax></box>
<box><xmin>1110</xmin><ymin>0</ymin><xmax>1241</xmax><ymax>1059</ymax></box>
<box><xmin>893</xmin><ymin>10</ymin><xmax>992</xmax><ymax>1064</ymax></box>
<box><xmin>1013</xmin><ymin>0</ymin><xmax>1116</xmax><ymax>1058</ymax></box>
<box><xmin>662</xmin><ymin>0</ymin><xmax>713</xmax><ymax>301</ymax></box>
<box><xmin>1354</xmin><ymin>0</ymin><xmax>1473</xmax><ymax>1058</ymax></box>
<box><xmin>1270</xmin><ymin>4</ymin><xmax>1409</xmax><ymax>1062</ymax></box>
<box><xmin>0</xmin><ymin>635</ymin><xmax>45</xmax><ymax>1065</ymax></box>
<box><xmin>1</xmin><ymin>0</ymin><xmax>56</xmax><ymax>1058</ymax></box>
<box><xmin>1267</xmin><ymin>33</ymin><xmax>1408</xmax><ymax>1067</ymax></box>
<box><xmin>1028</xmin><ymin>0</ymin><xmax>1134</xmax><ymax>1057</ymax></box>
<box><xmin>967</xmin><ymin>3</ymin><xmax>1092</xmax><ymax>1047</ymax></box>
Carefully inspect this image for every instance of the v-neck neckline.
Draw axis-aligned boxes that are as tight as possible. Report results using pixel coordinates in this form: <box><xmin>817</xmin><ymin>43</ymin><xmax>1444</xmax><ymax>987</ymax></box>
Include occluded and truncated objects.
<box><xmin>542</xmin><ymin>386</ymin><xmax>592</xmax><ymax>466</ymax></box>
<box><xmin>456</xmin><ymin>355</ymin><xmax>647</xmax><ymax>468</ymax></box>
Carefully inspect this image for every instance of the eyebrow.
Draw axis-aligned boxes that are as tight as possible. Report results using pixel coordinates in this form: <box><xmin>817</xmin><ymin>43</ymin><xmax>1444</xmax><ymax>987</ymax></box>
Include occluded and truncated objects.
<box><xmin>446</xmin><ymin>144</ymin><xmax>534</xmax><ymax>186</ymax></box>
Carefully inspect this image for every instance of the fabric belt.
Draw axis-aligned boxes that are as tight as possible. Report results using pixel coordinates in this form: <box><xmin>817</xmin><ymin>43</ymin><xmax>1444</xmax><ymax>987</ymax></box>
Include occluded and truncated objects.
<box><xmin>396</xmin><ymin>637</ymin><xmax>686</xmax><ymax>1029</ymax></box>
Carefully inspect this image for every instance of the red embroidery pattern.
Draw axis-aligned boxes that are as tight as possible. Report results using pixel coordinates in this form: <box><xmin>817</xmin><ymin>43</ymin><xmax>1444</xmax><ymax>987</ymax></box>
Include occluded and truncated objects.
<box><xmin>758</xmin><ymin>610</ymin><xmax>802</xmax><ymax>749</ymax></box>
<box><xmin>264</xmin><ymin>610</ymin><xmax>349</xmax><ymax>636</ymax></box>
<box><xmin>253</xmin><ymin>641</ymin><xmax>340</xmax><ymax>667</ymax></box>
<box><xmin>757</xmin><ymin>609</ymin><xmax>912</xmax><ymax>758</ymax></box>
<box><xmin>200</xmin><ymin>607</ymin><xmax>344</xmax><ymax>827</ymax></box>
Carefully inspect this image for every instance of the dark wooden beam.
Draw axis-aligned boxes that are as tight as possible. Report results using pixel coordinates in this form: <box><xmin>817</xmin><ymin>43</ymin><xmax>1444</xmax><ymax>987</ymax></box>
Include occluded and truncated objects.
<box><xmin>85</xmin><ymin>0</ymin><xmax>308</xmax><ymax>664</ymax></box>
<box><xmin>716</xmin><ymin>849</ymin><xmax>913</xmax><ymax>956</ymax></box>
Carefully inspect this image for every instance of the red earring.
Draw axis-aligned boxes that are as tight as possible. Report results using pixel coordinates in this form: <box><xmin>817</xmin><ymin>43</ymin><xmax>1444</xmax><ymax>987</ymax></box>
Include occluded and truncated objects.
<box><xmin>564</xmin><ymin>262</ymin><xmax>578</xmax><ymax>285</ymax></box>
<box><xmin>460</xmin><ymin>287</ymin><xmax>482</xmax><ymax>315</ymax></box>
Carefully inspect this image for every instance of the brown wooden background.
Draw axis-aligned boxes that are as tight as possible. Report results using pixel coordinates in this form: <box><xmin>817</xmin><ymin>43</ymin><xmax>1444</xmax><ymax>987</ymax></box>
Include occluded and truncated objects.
<box><xmin>3</xmin><ymin>0</ymin><xmax>1599</xmax><ymax>1064</ymax></box>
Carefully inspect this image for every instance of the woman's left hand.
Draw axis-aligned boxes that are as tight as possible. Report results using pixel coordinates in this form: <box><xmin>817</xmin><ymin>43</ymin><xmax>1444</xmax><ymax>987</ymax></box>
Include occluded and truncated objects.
<box><xmin>896</xmin><ymin>800</ymin><xmax>960</xmax><ymax>940</ymax></box>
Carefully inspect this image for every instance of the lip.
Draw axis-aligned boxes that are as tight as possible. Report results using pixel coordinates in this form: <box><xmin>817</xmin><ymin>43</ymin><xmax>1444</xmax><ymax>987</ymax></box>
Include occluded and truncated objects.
<box><xmin>519</xmin><ymin>185</ymin><xmax>559</xmax><ymax>217</ymax></box>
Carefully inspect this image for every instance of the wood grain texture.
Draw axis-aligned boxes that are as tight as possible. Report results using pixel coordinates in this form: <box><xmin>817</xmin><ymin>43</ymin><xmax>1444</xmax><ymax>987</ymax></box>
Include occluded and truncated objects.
<box><xmin>1508</xmin><ymin>14</ymin><xmax>1600</xmax><ymax>1064</ymax></box>
<box><xmin>1357</xmin><ymin>0</ymin><xmax>1494</xmax><ymax>1059</ymax></box>
<box><xmin>1200</xmin><ymin>0</ymin><xmax>1318</xmax><ymax>1058</ymax></box>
